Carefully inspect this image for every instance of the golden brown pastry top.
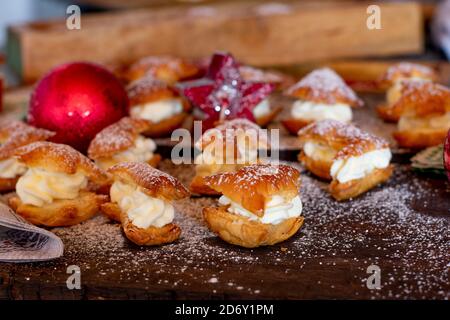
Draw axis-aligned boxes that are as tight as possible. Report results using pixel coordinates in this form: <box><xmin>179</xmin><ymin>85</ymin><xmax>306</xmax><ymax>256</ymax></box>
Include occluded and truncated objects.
<box><xmin>285</xmin><ymin>68</ymin><xmax>363</xmax><ymax>107</ymax></box>
<box><xmin>196</xmin><ymin>119</ymin><xmax>270</xmax><ymax>151</ymax></box>
<box><xmin>0</xmin><ymin>121</ymin><xmax>54</xmax><ymax>160</ymax></box>
<box><xmin>124</xmin><ymin>56</ymin><xmax>199</xmax><ymax>84</ymax></box>
<box><xmin>380</xmin><ymin>62</ymin><xmax>437</xmax><ymax>85</ymax></box>
<box><xmin>298</xmin><ymin>120</ymin><xmax>389</xmax><ymax>159</ymax></box>
<box><xmin>108</xmin><ymin>162</ymin><xmax>190</xmax><ymax>201</ymax></box>
<box><xmin>204</xmin><ymin>164</ymin><xmax>300</xmax><ymax>217</ymax></box>
<box><xmin>127</xmin><ymin>76</ymin><xmax>182</xmax><ymax>106</ymax></box>
<box><xmin>88</xmin><ymin>117</ymin><xmax>150</xmax><ymax>160</ymax></box>
<box><xmin>13</xmin><ymin>141</ymin><xmax>109</xmax><ymax>185</ymax></box>
<box><xmin>389</xmin><ymin>81</ymin><xmax>450</xmax><ymax>117</ymax></box>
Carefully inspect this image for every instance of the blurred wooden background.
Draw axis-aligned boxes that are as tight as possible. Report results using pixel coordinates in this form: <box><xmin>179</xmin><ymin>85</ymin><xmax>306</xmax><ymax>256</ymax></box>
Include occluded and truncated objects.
<box><xmin>2</xmin><ymin>0</ymin><xmax>448</xmax><ymax>85</ymax></box>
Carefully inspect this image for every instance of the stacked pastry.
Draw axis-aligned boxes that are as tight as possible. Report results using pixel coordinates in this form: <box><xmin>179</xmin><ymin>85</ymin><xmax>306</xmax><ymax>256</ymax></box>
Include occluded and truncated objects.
<box><xmin>298</xmin><ymin>120</ymin><xmax>393</xmax><ymax>201</ymax></box>
<box><xmin>377</xmin><ymin>62</ymin><xmax>437</xmax><ymax>122</ymax></box>
<box><xmin>6</xmin><ymin>56</ymin><xmax>445</xmax><ymax>251</ymax></box>
<box><xmin>390</xmin><ymin>81</ymin><xmax>450</xmax><ymax>149</ymax></box>
<box><xmin>127</xmin><ymin>77</ymin><xmax>192</xmax><ymax>137</ymax></box>
<box><xmin>8</xmin><ymin>142</ymin><xmax>110</xmax><ymax>226</ymax></box>
<box><xmin>190</xmin><ymin>119</ymin><xmax>269</xmax><ymax>195</ymax></box>
<box><xmin>88</xmin><ymin>117</ymin><xmax>161</xmax><ymax>170</ymax></box>
<box><xmin>0</xmin><ymin>121</ymin><xmax>54</xmax><ymax>192</ymax></box>
<box><xmin>282</xmin><ymin>68</ymin><xmax>363</xmax><ymax>134</ymax></box>
<box><xmin>202</xmin><ymin>164</ymin><xmax>303</xmax><ymax>248</ymax></box>
<box><xmin>101</xmin><ymin>162</ymin><xmax>189</xmax><ymax>246</ymax></box>
<box><xmin>122</xmin><ymin>56</ymin><xmax>199</xmax><ymax>85</ymax></box>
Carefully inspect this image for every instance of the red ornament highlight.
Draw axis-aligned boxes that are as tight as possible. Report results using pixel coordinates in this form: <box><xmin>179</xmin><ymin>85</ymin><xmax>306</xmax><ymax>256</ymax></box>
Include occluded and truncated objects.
<box><xmin>28</xmin><ymin>62</ymin><xmax>129</xmax><ymax>152</ymax></box>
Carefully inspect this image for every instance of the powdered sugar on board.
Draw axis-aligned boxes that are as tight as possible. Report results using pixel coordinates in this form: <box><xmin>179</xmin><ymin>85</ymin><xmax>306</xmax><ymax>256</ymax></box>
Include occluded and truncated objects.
<box><xmin>1</xmin><ymin>160</ymin><xmax>448</xmax><ymax>299</ymax></box>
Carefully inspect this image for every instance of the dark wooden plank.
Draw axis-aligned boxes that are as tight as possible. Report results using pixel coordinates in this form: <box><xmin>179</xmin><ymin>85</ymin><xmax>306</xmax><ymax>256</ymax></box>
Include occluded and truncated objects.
<box><xmin>0</xmin><ymin>161</ymin><xmax>448</xmax><ymax>300</ymax></box>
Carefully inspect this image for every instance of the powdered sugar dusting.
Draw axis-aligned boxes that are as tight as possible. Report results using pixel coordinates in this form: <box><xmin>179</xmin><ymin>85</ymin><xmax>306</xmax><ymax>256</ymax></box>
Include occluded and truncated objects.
<box><xmin>88</xmin><ymin>117</ymin><xmax>150</xmax><ymax>159</ymax></box>
<box><xmin>0</xmin><ymin>121</ymin><xmax>54</xmax><ymax>160</ymax></box>
<box><xmin>394</xmin><ymin>81</ymin><xmax>450</xmax><ymax>116</ymax></box>
<box><xmin>126</xmin><ymin>76</ymin><xmax>173</xmax><ymax>100</ymax></box>
<box><xmin>382</xmin><ymin>62</ymin><xmax>437</xmax><ymax>83</ymax></box>
<box><xmin>208</xmin><ymin>163</ymin><xmax>298</xmax><ymax>193</ymax></box>
<box><xmin>2</xmin><ymin>160</ymin><xmax>445</xmax><ymax>299</ymax></box>
<box><xmin>298</xmin><ymin>119</ymin><xmax>389</xmax><ymax>157</ymax></box>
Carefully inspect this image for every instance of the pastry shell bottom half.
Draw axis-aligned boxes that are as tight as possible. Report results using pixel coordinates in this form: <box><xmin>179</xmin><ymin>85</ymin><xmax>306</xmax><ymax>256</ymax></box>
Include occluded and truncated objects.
<box><xmin>255</xmin><ymin>106</ymin><xmax>282</xmax><ymax>127</ymax></box>
<box><xmin>376</xmin><ymin>103</ymin><xmax>400</xmax><ymax>123</ymax></box>
<box><xmin>393</xmin><ymin>129</ymin><xmax>448</xmax><ymax>149</ymax></box>
<box><xmin>140</xmin><ymin>112</ymin><xmax>188</xmax><ymax>138</ymax></box>
<box><xmin>281</xmin><ymin>118</ymin><xmax>312</xmax><ymax>135</ymax></box>
<box><xmin>190</xmin><ymin>175</ymin><xmax>221</xmax><ymax>196</ymax></box>
<box><xmin>8</xmin><ymin>191</ymin><xmax>108</xmax><ymax>227</ymax></box>
<box><xmin>329</xmin><ymin>165</ymin><xmax>394</xmax><ymax>201</ymax></box>
<box><xmin>298</xmin><ymin>152</ymin><xmax>332</xmax><ymax>181</ymax></box>
<box><xmin>203</xmin><ymin>205</ymin><xmax>304</xmax><ymax>248</ymax></box>
<box><xmin>101</xmin><ymin>202</ymin><xmax>181</xmax><ymax>246</ymax></box>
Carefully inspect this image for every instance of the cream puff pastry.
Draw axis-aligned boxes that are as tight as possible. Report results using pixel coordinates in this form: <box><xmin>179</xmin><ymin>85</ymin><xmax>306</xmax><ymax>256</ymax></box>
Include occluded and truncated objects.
<box><xmin>8</xmin><ymin>141</ymin><xmax>109</xmax><ymax>227</ymax></box>
<box><xmin>298</xmin><ymin>120</ymin><xmax>393</xmax><ymax>201</ymax></box>
<box><xmin>101</xmin><ymin>162</ymin><xmax>189</xmax><ymax>246</ymax></box>
<box><xmin>248</xmin><ymin>98</ymin><xmax>281</xmax><ymax>127</ymax></box>
<box><xmin>123</xmin><ymin>56</ymin><xmax>199</xmax><ymax>84</ymax></box>
<box><xmin>128</xmin><ymin>77</ymin><xmax>191</xmax><ymax>137</ymax></box>
<box><xmin>191</xmin><ymin>119</ymin><xmax>269</xmax><ymax>196</ymax></box>
<box><xmin>391</xmin><ymin>81</ymin><xmax>450</xmax><ymax>149</ymax></box>
<box><xmin>88</xmin><ymin>117</ymin><xmax>161</xmax><ymax>170</ymax></box>
<box><xmin>239</xmin><ymin>66</ymin><xmax>289</xmax><ymax>126</ymax></box>
<box><xmin>202</xmin><ymin>164</ymin><xmax>303</xmax><ymax>248</ymax></box>
<box><xmin>282</xmin><ymin>68</ymin><xmax>362</xmax><ymax>134</ymax></box>
<box><xmin>0</xmin><ymin>121</ymin><xmax>54</xmax><ymax>193</ymax></box>
<box><xmin>377</xmin><ymin>62</ymin><xmax>437</xmax><ymax>122</ymax></box>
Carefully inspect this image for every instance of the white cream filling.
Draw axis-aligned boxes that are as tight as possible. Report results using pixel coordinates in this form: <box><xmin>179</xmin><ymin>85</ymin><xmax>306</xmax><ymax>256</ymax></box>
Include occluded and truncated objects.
<box><xmin>0</xmin><ymin>158</ymin><xmax>26</xmax><ymax>179</ymax></box>
<box><xmin>291</xmin><ymin>100</ymin><xmax>352</xmax><ymax>122</ymax></box>
<box><xmin>303</xmin><ymin>141</ymin><xmax>337</xmax><ymax>163</ymax></box>
<box><xmin>110</xmin><ymin>180</ymin><xmax>174</xmax><ymax>229</ymax></box>
<box><xmin>16</xmin><ymin>168</ymin><xmax>88</xmax><ymax>207</ymax></box>
<box><xmin>97</xmin><ymin>136</ymin><xmax>157</xmax><ymax>169</ymax></box>
<box><xmin>130</xmin><ymin>98</ymin><xmax>183</xmax><ymax>123</ymax></box>
<box><xmin>398</xmin><ymin>112</ymin><xmax>450</xmax><ymax>131</ymax></box>
<box><xmin>219</xmin><ymin>194</ymin><xmax>302</xmax><ymax>225</ymax></box>
<box><xmin>253</xmin><ymin>99</ymin><xmax>271</xmax><ymax>118</ymax></box>
<box><xmin>330</xmin><ymin>148</ymin><xmax>391</xmax><ymax>183</ymax></box>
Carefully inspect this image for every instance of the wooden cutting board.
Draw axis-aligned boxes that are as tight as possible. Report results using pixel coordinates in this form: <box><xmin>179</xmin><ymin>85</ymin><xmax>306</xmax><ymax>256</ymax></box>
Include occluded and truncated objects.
<box><xmin>0</xmin><ymin>159</ymin><xmax>448</xmax><ymax>300</ymax></box>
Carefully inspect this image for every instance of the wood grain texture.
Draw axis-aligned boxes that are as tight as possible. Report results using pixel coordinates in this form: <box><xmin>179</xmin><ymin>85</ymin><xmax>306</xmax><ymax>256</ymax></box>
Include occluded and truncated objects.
<box><xmin>0</xmin><ymin>88</ymin><xmax>448</xmax><ymax>300</ymax></box>
<box><xmin>7</xmin><ymin>1</ymin><xmax>423</xmax><ymax>83</ymax></box>
<box><xmin>0</xmin><ymin>162</ymin><xmax>448</xmax><ymax>300</ymax></box>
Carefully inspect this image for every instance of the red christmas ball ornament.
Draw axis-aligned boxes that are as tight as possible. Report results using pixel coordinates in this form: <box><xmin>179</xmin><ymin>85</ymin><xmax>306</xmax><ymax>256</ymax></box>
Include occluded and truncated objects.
<box><xmin>28</xmin><ymin>62</ymin><xmax>129</xmax><ymax>152</ymax></box>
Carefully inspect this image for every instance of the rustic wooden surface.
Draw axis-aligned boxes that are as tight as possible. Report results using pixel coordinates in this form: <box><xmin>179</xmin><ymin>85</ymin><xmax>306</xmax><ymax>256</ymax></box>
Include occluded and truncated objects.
<box><xmin>0</xmin><ymin>89</ymin><xmax>449</xmax><ymax>300</ymax></box>
<box><xmin>0</xmin><ymin>162</ymin><xmax>448</xmax><ymax>300</ymax></box>
<box><xmin>7</xmin><ymin>1</ymin><xmax>423</xmax><ymax>83</ymax></box>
